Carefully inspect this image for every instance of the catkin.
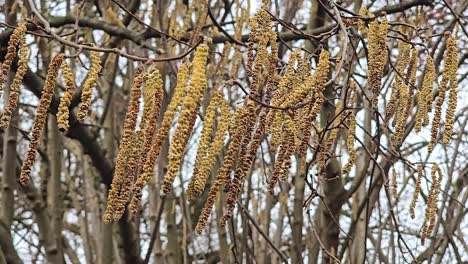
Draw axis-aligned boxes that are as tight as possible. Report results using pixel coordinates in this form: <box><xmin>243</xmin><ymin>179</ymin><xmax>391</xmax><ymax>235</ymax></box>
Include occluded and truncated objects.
<box><xmin>342</xmin><ymin>111</ymin><xmax>356</xmax><ymax>174</ymax></box>
<box><xmin>428</xmin><ymin>35</ymin><xmax>457</xmax><ymax>152</ymax></box>
<box><xmin>415</xmin><ymin>56</ymin><xmax>435</xmax><ymax>132</ymax></box>
<box><xmin>358</xmin><ymin>7</ymin><xmax>369</xmax><ymax>37</ymax></box>
<box><xmin>442</xmin><ymin>36</ymin><xmax>458</xmax><ymax>144</ymax></box>
<box><xmin>19</xmin><ymin>53</ymin><xmax>64</xmax><ymax>186</ymax></box>
<box><xmin>187</xmin><ymin>94</ymin><xmax>221</xmax><ymax>200</ymax></box>
<box><xmin>103</xmin><ymin>65</ymin><xmax>143</xmax><ymax>224</ymax></box>
<box><xmin>0</xmin><ymin>32</ymin><xmax>28</xmax><ymax>129</ymax></box>
<box><xmin>130</xmin><ymin>64</ymin><xmax>188</xmax><ymax>215</ymax></box>
<box><xmin>220</xmin><ymin>101</ymin><xmax>256</xmax><ymax>227</ymax></box>
<box><xmin>368</xmin><ymin>16</ymin><xmax>388</xmax><ymax>110</ymax></box>
<box><xmin>391</xmin><ymin>84</ymin><xmax>409</xmax><ymax>146</ymax></box>
<box><xmin>0</xmin><ymin>23</ymin><xmax>27</xmax><ymax>98</ymax></box>
<box><xmin>56</xmin><ymin>60</ymin><xmax>76</xmax><ymax>132</ymax></box>
<box><xmin>405</xmin><ymin>48</ymin><xmax>419</xmax><ymax>114</ymax></box>
<box><xmin>77</xmin><ymin>51</ymin><xmax>102</xmax><ymax>122</ymax></box>
<box><xmin>391</xmin><ymin>167</ymin><xmax>398</xmax><ymax>200</ymax></box>
<box><xmin>421</xmin><ymin>163</ymin><xmax>442</xmax><ymax>245</ymax></box>
<box><xmin>195</xmin><ymin>105</ymin><xmax>246</xmax><ymax>234</ymax></box>
<box><xmin>409</xmin><ymin>165</ymin><xmax>423</xmax><ymax>219</ymax></box>
<box><xmin>385</xmin><ymin>41</ymin><xmax>410</xmax><ymax>124</ymax></box>
<box><xmin>162</xmin><ymin>44</ymin><xmax>209</xmax><ymax>196</ymax></box>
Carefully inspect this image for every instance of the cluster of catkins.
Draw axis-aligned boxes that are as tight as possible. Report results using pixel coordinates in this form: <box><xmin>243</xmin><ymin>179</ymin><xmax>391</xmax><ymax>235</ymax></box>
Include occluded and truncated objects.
<box><xmin>0</xmin><ymin>23</ymin><xmax>103</xmax><ymax>185</ymax></box>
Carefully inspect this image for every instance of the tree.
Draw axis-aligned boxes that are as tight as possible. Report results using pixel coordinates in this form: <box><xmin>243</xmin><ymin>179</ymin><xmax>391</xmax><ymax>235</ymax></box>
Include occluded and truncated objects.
<box><xmin>0</xmin><ymin>0</ymin><xmax>467</xmax><ymax>263</ymax></box>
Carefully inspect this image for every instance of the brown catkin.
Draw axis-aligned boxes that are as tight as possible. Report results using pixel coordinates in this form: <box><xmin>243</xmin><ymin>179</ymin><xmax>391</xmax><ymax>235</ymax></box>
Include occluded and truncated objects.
<box><xmin>162</xmin><ymin>44</ymin><xmax>209</xmax><ymax>196</ymax></box>
<box><xmin>19</xmin><ymin>54</ymin><xmax>64</xmax><ymax>186</ymax></box>
<box><xmin>77</xmin><ymin>51</ymin><xmax>102</xmax><ymax>122</ymax></box>
<box><xmin>220</xmin><ymin>101</ymin><xmax>256</xmax><ymax>227</ymax></box>
<box><xmin>405</xmin><ymin>48</ymin><xmax>419</xmax><ymax>113</ymax></box>
<box><xmin>0</xmin><ymin>32</ymin><xmax>28</xmax><ymax>129</ymax></box>
<box><xmin>317</xmin><ymin>101</ymin><xmax>343</xmax><ymax>174</ymax></box>
<box><xmin>0</xmin><ymin>23</ymin><xmax>27</xmax><ymax>99</ymax></box>
<box><xmin>103</xmin><ymin>65</ymin><xmax>144</xmax><ymax>224</ymax></box>
<box><xmin>442</xmin><ymin>36</ymin><xmax>458</xmax><ymax>144</ymax></box>
<box><xmin>428</xmin><ymin>35</ymin><xmax>457</xmax><ymax>152</ymax></box>
<box><xmin>56</xmin><ymin>60</ymin><xmax>76</xmax><ymax>132</ymax></box>
<box><xmin>130</xmin><ymin>64</ymin><xmax>188</xmax><ymax>215</ymax></box>
<box><xmin>415</xmin><ymin>56</ymin><xmax>435</xmax><ymax>132</ymax></box>
<box><xmin>409</xmin><ymin>165</ymin><xmax>423</xmax><ymax>219</ymax></box>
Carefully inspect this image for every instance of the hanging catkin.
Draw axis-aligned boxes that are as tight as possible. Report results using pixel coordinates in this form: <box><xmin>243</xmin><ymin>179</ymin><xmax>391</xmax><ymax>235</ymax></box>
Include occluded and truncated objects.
<box><xmin>77</xmin><ymin>51</ymin><xmax>102</xmax><ymax>122</ymax></box>
<box><xmin>0</xmin><ymin>23</ymin><xmax>27</xmax><ymax>99</ymax></box>
<box><xmin>415</xmin><ymin>56</ymin><xmax>435</xmax><ymax>132</ymax></box>
<box><xmin>195</xmin><ymin>105</ymin><xmax>247</xmax><ymax>234</ymax></box>
<box><xmin>368</xmin><ymin>15</ymin><xmax>388</xmax><ymax>110</ymax></box>
<box><xmin>409</xmin><ymin>165</ymin><xmax>423</xmax><ymax>219</ymax></box>
<box><xmin>442</xmin><ymin>35</ymin><xmax>458</xmax><ymax>144</ymax></box>
<box><xmin>103</xmin><ymin>65</ymin><xmax>144</xmax><ymax>224</ymax></box>
<box><xmin>130</xmin><ymin>64</ymin><xmax>189</xmax><ymax>215</ymax></box>
<box><xmin>428</xmin><ymin>34</ymin><xmax>457</xmax><ymax>152</ymax></box>
<box><xmin>56</xmin><ymin>60</ymin><xmax>77</xmax><ymax>132</ymax></box>
<box><xmin>19</xmin><ymin>53</ymin><xmax>64</xmax><ymax>186</ymax></box>
<box><xmin>0</xmin><ymin>31</ymin><xmax>29</xmax><ymax>129</ymax></box>
<box><xmin>187</xmin><ymin>93</ymin><xmax>230</xmax><ymax>201</ymax></box>
<box><xmin>162</xmin><ymin>44</ymin><xmax>209</xmax><ymax>196</ymax></box>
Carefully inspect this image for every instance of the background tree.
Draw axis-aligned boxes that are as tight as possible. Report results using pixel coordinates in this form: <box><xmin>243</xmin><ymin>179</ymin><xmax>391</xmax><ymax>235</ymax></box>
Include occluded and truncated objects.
<box><xmin>0</xmin><ymin>0</ymin><xmax>467</xmax><ymax>263</ymax></box>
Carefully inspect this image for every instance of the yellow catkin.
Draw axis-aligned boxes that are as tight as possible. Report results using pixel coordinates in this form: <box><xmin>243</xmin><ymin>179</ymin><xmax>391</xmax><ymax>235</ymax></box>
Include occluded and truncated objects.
<box><xmin>409</xmin><ymin>165</ymin><xmax>423</xmax><ymax>219</ymax></box>
<box><xmin>103</xmin><ymin>65</ymin><xmax>144</xmax><ymax>224</ymax></box>
<box><xmin>358</xmin><ymin>7</ymin><xmax>369</xmax><ymax>37</ymax></box>
<box><xmin>385</xmin><ymin>41</ymin><xmax>411</xmax><ymax>124</ymax></box>
<box><xmin>0</xmin><ymin>32</ymin><xmax>28</xmax><ymax>129</ymax></box>
<box><xmin>442</xmin><ymin>36</ymin><xmax>458</xmax><ymax>144</ymax></box>
<box><xmin>421</xmin><ymin>163</ymin><xmax>442</xmax><ymax>245</ymax></box>
<box><xmin>391</xmin><ymin>84</ymin><xmax>409</xmax><ymax>146</ymax></box>
<box><xmin>162</xmin><ymin>44</ymin><xmax>209</xmax><ymax>196</ymax></box>
<box><xmin>195</xmin><ymin>105</ymin><xmax>246</xmax><ymax>234</ymax></box>
<box><xmin>428</xmin><ymin>35</ymin><xmax>457</xmax><ymax>152</ymax></box>
<box><xmin>0</xmin><ymin>23</ymin><xmax>27</xmax><ymax>98</ymax></box>
<box><xmin>342</xmin><ymin>111</ymin><xmax>356</xmax><ymax>174</ymax></box>
<box><xmin>77</xmin><ymin>51</ymin><xmax>102</xmax><ymax>122</ymax></box>
<box><xmin>56</xmin><ymin>60</ymin><xmax>76</xmax><ymax>132</ymax></box>
<box><xmin>189</xmin><ymin>96</ymin><xmax>231</xmax><ymax>201</ymax></box>
<box><xmin>187</xmin><ymin>94</ymin><xmax>219</xmax><ymax>199</ymax></box>
<box><xmin>415</xmin><ymin>56</ymin><xmax>435</xmax><ymax>132</ymax></box>
<box><xmin>19</xmin><ymin>54</ymin><xmax>64</xmax><ymax>186</ymax></box>
<box><xmin>368</xmin><ymin>16</ymin><xmax>388</xmax><ymax>110</ymax></box>
<box><xmin>130</xmin><ymin>64</ymin><xmax>188</xmax><ymax>215</ymax></box>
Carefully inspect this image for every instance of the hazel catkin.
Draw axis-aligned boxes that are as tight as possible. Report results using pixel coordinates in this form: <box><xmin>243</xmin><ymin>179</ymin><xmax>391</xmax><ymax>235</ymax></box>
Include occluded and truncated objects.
<box><xmin>103</xmin><ymin>65</ymin><xmax>144</xmax><ymax>224</ymax></box>
<box><xmin>130</xmin><ymin>64</ymin><xmax>189</xmax><ymax>215</ymax></box>
<box><xmin>0</xmin><ymin>23</ymin><xmax>27</xmax><ymax>99</ymax></box>
<box><xmin>415</xmin><ymin>56</ymin><xmax>435</xmax><ymax>132</ymax></box>
<box><xmin>77</xmin><ymin>51</ymin><xmax>102</xmax><ymax>122</ymax></box>
<box><xmin>1</xmin><ymin>31</ymin><xmax>28</xmax><ymax>129</ymax></box>
<box><xmin>409</xmin><ymin>165</ymin><xmax>423</xmax><ymax>219</ymax></box>
<box><xmin>442</xmin><ymin>36</ymin><xmax>458</xmax><ymax>144</ymax></box>
<box><xmin>162</xmin><ymin>44</ymin><xmax>209</xmax><ymax>196</ymax></box>
<box><xmin>56</xmin><ymin>60</ymin><xmax>77</xmax><ymax>132</ymax></box>
<box><xmin>19</xmin><ymin>53</ymin><xmax>64</xmax><ymax>186</ymax></box>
